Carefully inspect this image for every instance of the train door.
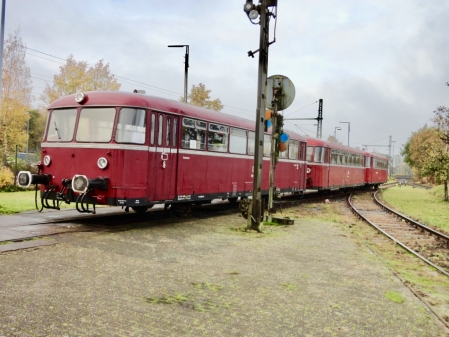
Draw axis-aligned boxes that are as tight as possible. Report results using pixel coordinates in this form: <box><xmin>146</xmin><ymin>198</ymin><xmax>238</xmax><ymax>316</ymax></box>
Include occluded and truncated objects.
<box><xmin>365</xmin><ymin>155</ymin><xmax>372</xmax><ymax>184</ymax></box>
<box><xmin>324</xmin><ymin>147</ymin><xmax>331</xmax><ymax>189</ymax></box>
<box><xmin>148</xmin><ymin>112</ymin><xmax>178</xmax><ymax>201</ymax></box>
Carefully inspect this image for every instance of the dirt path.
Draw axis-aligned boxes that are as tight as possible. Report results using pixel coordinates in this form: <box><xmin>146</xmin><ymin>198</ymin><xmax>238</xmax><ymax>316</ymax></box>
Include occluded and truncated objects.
<box><xmin>0</xmin><ymin>205</ymin><xmax>447</xmax><ymax>336</ymax></box>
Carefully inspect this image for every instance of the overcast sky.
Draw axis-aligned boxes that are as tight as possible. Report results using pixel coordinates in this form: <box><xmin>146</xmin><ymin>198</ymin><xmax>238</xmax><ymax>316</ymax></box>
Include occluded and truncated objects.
<box><xmin>3</xmin><ymin>0</ymin><xmax>448</xmax><ymax>156</ymax></box>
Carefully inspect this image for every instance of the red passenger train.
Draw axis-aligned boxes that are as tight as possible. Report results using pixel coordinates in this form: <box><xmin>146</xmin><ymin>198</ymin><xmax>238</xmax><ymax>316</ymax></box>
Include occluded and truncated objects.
<box><xmin>17</xmin><ymin>91</ymin><xmax>308</xmax><ymax>213</ymax></box>
<box><xmin>305</xmin><ymin>137</ymin><xmax>388</xmax><ymax>191</ymax></box>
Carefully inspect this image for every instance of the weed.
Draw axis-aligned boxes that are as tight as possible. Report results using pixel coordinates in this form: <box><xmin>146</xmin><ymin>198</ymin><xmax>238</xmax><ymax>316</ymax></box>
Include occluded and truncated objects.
<box><xmin>385</xmin><ymin>291</ymin><xmax>405</xmax><ymax>304</ymax></box>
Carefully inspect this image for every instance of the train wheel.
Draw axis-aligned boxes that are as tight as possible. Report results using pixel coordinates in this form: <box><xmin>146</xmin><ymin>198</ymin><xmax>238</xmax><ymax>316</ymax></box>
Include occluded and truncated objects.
<box><xmin>131</xmin><ymin>205</ymin><xmax>150</xmax><ymax>213</ymax></box>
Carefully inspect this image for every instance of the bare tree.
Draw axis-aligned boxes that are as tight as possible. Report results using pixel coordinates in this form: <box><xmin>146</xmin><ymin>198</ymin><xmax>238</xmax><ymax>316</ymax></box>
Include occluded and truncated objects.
<box><xmin>0</xmin><ymin>30</ymin><xmax>32</xmax><ymax>165</ymax></box>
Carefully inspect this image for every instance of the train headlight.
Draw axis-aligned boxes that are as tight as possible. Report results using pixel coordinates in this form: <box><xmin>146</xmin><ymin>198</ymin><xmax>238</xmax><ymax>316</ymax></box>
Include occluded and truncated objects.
<box><xmin>43</xmin><ymin>155</ymin><xmax>51</xmax><ymax>166</ymax></box>
<box><xmin>72</xmin><ymin>175</ymin><xmax>89</xmax><ymax>193</ymax></box>
<box><xmin>17</xmin><ymin>171</ymin><xmax>32</xmax><ymax>188</ymax></box>
<box><xmin>75</xmin><ymin>92</ymin><xmax>86</xmax><ymax>103</ymax></box>
<box><xmin>97</xmin><ymin>157</ymin><xmax>108</xmax><ymax>170</ymax></box>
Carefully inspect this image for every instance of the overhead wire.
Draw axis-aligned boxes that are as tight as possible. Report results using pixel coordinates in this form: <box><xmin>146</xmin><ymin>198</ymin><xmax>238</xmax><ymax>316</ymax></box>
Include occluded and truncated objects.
<box><xmin>24</xmin><ymin>45</ymin><xmax>253</xmax><ymax>115</ymax></box>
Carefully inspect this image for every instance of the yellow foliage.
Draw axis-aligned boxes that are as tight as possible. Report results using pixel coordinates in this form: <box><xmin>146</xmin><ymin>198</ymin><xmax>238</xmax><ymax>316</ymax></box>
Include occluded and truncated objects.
<box><xmin>0</xmin><ymin>166</ymin><xmax>14</xmax><ymax>188</ymax></box>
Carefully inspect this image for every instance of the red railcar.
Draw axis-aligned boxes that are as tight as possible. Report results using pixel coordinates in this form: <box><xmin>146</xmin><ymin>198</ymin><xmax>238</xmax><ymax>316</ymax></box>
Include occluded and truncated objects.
<box><xmin>364</xmin><ymin>151</ymin><xmax>388</xmax><ymax>188</ymax></box>
<box><xmin>17</xmin><ymin>91</ymin><xmax>307</xmax><ymax>213</ymax></box>
<box><xmin>305</xmin><ymin>137</ymin><xmax>388</xmax><ymax>191</ymax></box>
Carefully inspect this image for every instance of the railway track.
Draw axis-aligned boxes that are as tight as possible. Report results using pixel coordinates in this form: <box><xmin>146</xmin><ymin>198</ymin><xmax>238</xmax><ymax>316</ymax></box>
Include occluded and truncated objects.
<box><xmin>348</xmin><ymin>191</ymin><xmax>449</xmax><ymax>277</ymax></box>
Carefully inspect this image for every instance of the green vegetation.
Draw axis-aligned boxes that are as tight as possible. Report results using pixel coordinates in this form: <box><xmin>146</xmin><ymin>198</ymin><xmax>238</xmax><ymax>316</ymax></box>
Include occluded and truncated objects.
<box><xmin>0</xmin><ymin>190</ymin><xmax>73</xmax><ymax>214</ymax></box>
<box><xmin>385</xmin><ymin>291</ymin><xmax>405</xmax><ymax>304</ymax></box>
<box><xmin>0</xmin><ymin>190</ymin><xmax>39</xmax><ymax>214</ymax></box>
<box><xmin>381</xmin><ymin>185</ymin><xmax>449</xmax><ymax>231</ymax></box>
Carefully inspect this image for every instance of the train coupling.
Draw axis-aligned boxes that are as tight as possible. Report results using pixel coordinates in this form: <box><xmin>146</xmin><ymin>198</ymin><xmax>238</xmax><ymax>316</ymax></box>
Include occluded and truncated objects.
<box><xmin>17</xmin><ymin>171</ymin><xmax>51</xmax><ymax>188</ymax></box>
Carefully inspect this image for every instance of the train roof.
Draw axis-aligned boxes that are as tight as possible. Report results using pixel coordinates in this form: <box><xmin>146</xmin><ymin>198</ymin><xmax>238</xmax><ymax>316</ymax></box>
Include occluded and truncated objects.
<box><xmin>306</xmin><ymin>137</ymin><xmax>388</xmax><ymax>159</ymax></box>
<box><xmin>48</xmin><ymin>91</ymin><xmax>307</xmax><ymax>142</ymax></box>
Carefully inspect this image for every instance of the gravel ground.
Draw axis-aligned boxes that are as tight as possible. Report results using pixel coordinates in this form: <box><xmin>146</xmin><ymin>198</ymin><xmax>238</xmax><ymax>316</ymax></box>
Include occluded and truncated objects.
<box><xmin>0</xmin><ymin>208</ymin><xmax>447</xmax><ymax>337</ymax></box>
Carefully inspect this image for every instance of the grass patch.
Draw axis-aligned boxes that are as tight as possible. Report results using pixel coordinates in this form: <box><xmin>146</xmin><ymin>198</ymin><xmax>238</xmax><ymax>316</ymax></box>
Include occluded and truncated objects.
<box><xmin>381</xmin><ymin>185</ymin><xmax>449</xmax><ymax>231</ymax></box>
<box><xmin>0</xmin><ymin>190</ymin><xmax>75</xmax><ymax>214</ymax></box>
<box><xmin>0</xmin><ymin>190</ymin><xmax>40</xmax><ymax>214</ymax></box>
<box><xmin>385</xmin><ymin>291</ymin><xmax>405</xmax><ymax>304</ymax></box>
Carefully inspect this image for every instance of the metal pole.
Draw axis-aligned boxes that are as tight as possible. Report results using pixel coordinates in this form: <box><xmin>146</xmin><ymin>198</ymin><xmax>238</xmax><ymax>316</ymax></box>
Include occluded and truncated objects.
<box><xmin>26</xmin><ymin>112</ymin><xmax>29</xmax><ymax>154</ymax></box>
<box><xmin>249</xmin><ymin>0</ymin><xmax>269</xmax><ymax>231</ymax></box>
<box><xmin>339</xmin><ymin>121</ymin><xmax>350</xmax><ymax>146</ymax></box>
<box><xmin>267</xmin><ymin>103</ymin><xmax>278</xmax><ymax>223</ymax></box>
<box><xmin>184</xmin><ymin>46</ymin><xmax>189</xmax><ymax>103</ymax></box>
<box><xmin>0</xmin><ymin>0</ymin><xmax>6</xmax><ymax>165</ymax></box>
<box><xmin>316</xmin><ymin>98</ymin><xmax>323</xmax><ymax>138</ymax></box>
<box><xmin>168</xmin><ymin>45</ymin><xmax>189</xmax><ymax>103</ymax></box>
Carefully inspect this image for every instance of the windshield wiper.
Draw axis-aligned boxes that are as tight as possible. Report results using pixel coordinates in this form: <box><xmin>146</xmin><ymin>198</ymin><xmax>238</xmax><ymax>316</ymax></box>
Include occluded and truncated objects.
<box><xmin>54</xmin><ymin>122</ymin><xmax>61</xmax><ymax>139</ymax></box>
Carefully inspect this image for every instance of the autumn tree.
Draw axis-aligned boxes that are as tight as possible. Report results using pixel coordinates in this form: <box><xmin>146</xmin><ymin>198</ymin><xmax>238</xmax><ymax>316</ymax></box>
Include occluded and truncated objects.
<box><xmin>327</xmin><ymin>135</ymin><xmax>341</xmax><ymax>144</ymax></box>
<box><xmin>403</xmin><ymin>126</ymin><xmax>449</xmax><ymax>200</ymax></box>
<box><xmin>0</xmin><ymin>31</ymin><xmax>32</xmax><ymax>165</ymax></box>
<box><xmin>41</xmin><ymin>55</ymin><xmax>121</xmax><ymax>105</ymax></box>
<box><xmin>183</xmin><ymin>83</ymin><xmax>223</xmax><ymax>111</ymax></box>
<box><xmin>27</xmin><ymin>109</ymin><xmax>46</xmax><ymax>152</ymax></box>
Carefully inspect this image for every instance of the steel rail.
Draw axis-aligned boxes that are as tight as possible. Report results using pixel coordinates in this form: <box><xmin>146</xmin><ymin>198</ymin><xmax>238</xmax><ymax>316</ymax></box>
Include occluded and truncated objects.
<box><xmin>373</xmin><ymin>189</ymin><xmax>449</xmax><ymax>242</ymax></box>
<box><xmin>347</xmin><ymin>193</ymin><xmax>449</xmax><ymax>278</ymax></box>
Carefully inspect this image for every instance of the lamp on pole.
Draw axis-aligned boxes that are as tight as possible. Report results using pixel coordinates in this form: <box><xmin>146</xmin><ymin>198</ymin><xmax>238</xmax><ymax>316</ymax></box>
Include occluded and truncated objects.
<box><xmin>168</xmin><ymin>45</ymin><xmax>189</xmax><ymax>103</ymax></box>
<box><xmin>334</xmin><ymin>126</ymin><xmax>341</xmax><ymax>140</ymax></box>
<box><xmin>339</xmin><ymin>121</ymin><xmax>350</xmax><ymax>146</ymax></box>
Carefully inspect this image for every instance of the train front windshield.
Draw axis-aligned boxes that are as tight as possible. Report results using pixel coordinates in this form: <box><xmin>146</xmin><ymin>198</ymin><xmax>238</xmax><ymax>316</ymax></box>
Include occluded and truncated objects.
<box><xmin>46</xmin><ymin>108</ymin><xmax>147</xmax><ymax>144</ymax></box>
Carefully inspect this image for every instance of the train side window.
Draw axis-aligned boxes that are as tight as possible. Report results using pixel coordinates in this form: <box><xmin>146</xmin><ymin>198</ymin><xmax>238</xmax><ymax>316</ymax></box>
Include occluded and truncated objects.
<box><xmin>306</xmin><ymin>146</ymin><xmax>313</xmax><ymax>162</ymax></box>
<box><xmin>150</xmin><ymin>114</ymin><xmax>155</xmax><ymax>145</ymax></box>
<box><xmin>230</xmin><ymin>128</ymin><xmax>247</xmax><ymax>154</ymax></box>
<box><xmin>263</xmin><ymin>134</ymin><xmax>271</xmax><ymax>157</ymax></box>
<box><xmin>331</xmin><ymin>150</ymin><xmax>337</xmax><ymax>164</ymax></box>
<box><xmin>288</xmin><ymin>140</ymin><xmax>299</xmax><ymax>159</ymax></box>
<box><xmin>173</xmin><ymin>117</ymin><xmax>178</xmax><ymax>147</ymax></box>
<box><xmin>314</xmin><ymin>146</ymin><xmax>324</xmax><ymax>163</ymax></box>
<box><xmin>76</xmin><ymin>108</ymin><xmax>115</xmax><ymax>143</ymax></box>
<box><xmin>208</xmin><ymin>123</ymin><xmax>229</xmax><ymax>152</ymax></box>
<box><xmin>115</xmin><ymin>108</ymin><xmax>146</xmax><ymax>144</ymax></box>
<box><xmin>181</xmin><ymin>118</ymin><xmax>206</xmax><ymax>150</ymax></box>
<box><xmin>365</xmin><ymin>156</ymin><xmax>371</xmax><ymax>167</ymax></box>
<box><xmin>157</xmin><ymin>115</ymin><xmax>163</xmax><ymax>146</ymax></box>
<box><xmin>247</xmin><ymin>131</ymin><xmax>255</xmax><ymax>155</ymax></box>
<box><xmin>166</xmin><ymin>117</ymin><xmax>171</xmax><ymax>146</ymax></box>
<box><xmin>47</xmin><ymin>109</ymin><xmax>77</xmax><ymax>142</ymax></box>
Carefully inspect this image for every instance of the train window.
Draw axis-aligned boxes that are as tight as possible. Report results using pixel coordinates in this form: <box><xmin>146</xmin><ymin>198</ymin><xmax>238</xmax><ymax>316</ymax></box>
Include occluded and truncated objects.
<box><xmin>331</xmin><ymin>150</ymin><xmax>337</xmax><ymax>164</ymax></box>
<box><xmin>342</xmin><ymin>153</ymin><xmax>347</xmax><ymax>165</ymax></box>
<box><xmin>247</xmin><ymin>131</ymin><xmax>255</xmax><ymax>155</ymax></box>
<box><xmin>365</xmin><ymin>156</ymin><xmax>371</xmax><ymax>167</ymax></box>
<box><xmin>166</xmin><ymin>117</ymin><xmax>171</xmax><ymax>146</ymax></box>
<box><xmin>158</xmin><ymin>115</ymin><xmax>163</xmax><ymax>146</ymax></box>
<box><xmin>150</xmin><ymin>114</ymin><xmax>156</xmax><ymax>145</ymax></box>
<box><xmin>47</xmin><ymin>109</ymin><xmax>77</xmax><ymax>142</ymax></box>
<box><xmin>115</xmin><ymin>108</ymin><xmax>146</xmax><ymax>144</ymax></box>
<box><xmin>314</xmin><ymin>147</ymin><xmax>324</xmax><ymax>163</ymax></box>
<box><xmin>76</xmin><ymin>108</ymin><xmax>115</xmax><ymax>142</ymax></box>
<box><xmin>263</xmin><ymin>134</ymin><xmax>271</xmax><ymax>157</ymax></box>
<box><xmin>173</xmin><ymin>117</ymin><xmax>178</xmax><ymax>147</ymax></box>
<box><xmin>279</xmin><ymin>146</ymin><xmax>288</xmax><ymax>159</ymax></box>
<box><xmin>181</xmin><ymin>118</ymin><xmax>206</xmax><ymax>150</ymax></box>
<box><xmin>306</xmin><ymin>146</ymin><xmax>313</xmax><ymax>162</ymax></box>
<box><xmin>288</xmin><ymin>140</ymin><xmax>299</xmax><ymax>159</ymax></box>
<box><xmin>230</xmin><ymin>128</ymin><xmax>246</xmax><ymax>154</ymax></box>
<box><xmin>208</xmin><ymin>123</ymin><xmax>229</xmax><ymax>152</ymax></box>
